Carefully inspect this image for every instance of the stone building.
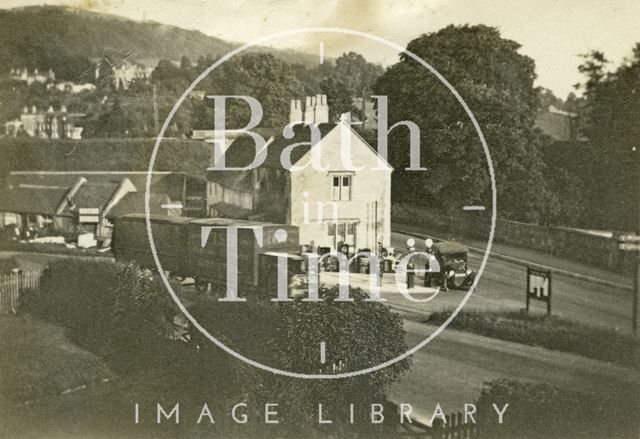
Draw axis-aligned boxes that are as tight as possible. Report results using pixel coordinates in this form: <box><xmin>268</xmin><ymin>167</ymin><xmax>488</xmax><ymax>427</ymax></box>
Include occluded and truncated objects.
<box><xmin>205</xmin><ymin>95</ymin><xmax>392</xmax><ymax>250</ymax></box>
<box><xmin>9</xmin><ymin>67</ymin><xmax>55</xmax><ymax>85</ymax></box>
<box><xmin>4</xmin><ymin>106</ymin><xmax>85</xmax><ymax>139</ymax></box>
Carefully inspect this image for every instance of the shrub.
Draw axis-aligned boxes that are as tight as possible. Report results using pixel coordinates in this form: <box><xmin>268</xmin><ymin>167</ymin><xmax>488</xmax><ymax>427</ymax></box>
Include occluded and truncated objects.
<box><xmin>105</xmin><ymin>263</ymin><xmax>187</xmax><ymax>371</ymax></box>
<box><xmin>33</xmin><ymin>258</ymin><xmax>120</xmax><ymax>351</ymax></box>
<box><xmin>427</xmin><ymin>310</ymin><xmax>640</xmax><ymax>367</ymax></box>
<box><xmin>475</xmin><ymin>379</ymin><xmax>639</xmax><ymax>439</ymax></box>
<box><xmin>31</xmin><ymin>258</ymin><xmax>187</xmax><ymax>371</ymax></box>
<box><xmin>269</xmin><ymin>287</ymin><xmax>410</xmax><ymax>435</ymax></box>
<box><xmin>187</xmin><ymin>286</ymin><xmax>411</xmax><ymax>437</ymax></box>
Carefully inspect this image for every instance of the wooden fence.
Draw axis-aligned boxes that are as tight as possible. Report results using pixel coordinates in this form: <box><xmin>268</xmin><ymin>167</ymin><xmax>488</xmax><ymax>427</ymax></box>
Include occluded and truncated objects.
<box><xmin>0</xmin><ymin>270</ymin><xmax>40</xmax><ymax>314</ymax></box>
<box><xmin>431</xmin><ymin>412</ymin><xmax>481</xmax><ymax>438</ymax></box>
<box><xmin>387</xmin><ymin>398</ymin><xmax>483</xmax><ymax>439</ymax></box>
<box><xmin>398</xmin><ymin>412</ymin><xmax>481</xmax><ymax>438</ymax></box>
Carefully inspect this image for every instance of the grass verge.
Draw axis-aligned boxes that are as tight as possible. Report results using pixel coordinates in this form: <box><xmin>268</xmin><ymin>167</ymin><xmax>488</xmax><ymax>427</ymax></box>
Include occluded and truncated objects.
<box><xmin>0</xmin><ymin>315</ymin><xmax>115</xmax><ymax>405</ymax></box>
<box><xmin>427</xmin><ymin>310</ymin><xmax>639</xmax><ymax>368</ymax></box>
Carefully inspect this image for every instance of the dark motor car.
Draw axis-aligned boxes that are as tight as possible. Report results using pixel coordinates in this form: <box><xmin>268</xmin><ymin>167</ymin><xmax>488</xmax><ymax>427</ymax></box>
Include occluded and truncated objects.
<box><xmin>424</xmin><ymin>241</ymin><xmax>475</xmax><ymax>290</ymax></box>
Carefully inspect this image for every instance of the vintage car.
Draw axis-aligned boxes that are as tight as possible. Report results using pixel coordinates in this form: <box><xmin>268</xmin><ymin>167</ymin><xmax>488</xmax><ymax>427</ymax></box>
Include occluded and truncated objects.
<box><xmin>423</xmin><ymin>241</ymin><xmax>475</xmax><ymax>290</ymax></box>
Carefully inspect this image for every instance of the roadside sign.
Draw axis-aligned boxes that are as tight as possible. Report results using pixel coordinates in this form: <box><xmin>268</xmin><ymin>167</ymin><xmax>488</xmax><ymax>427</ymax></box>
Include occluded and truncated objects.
<box><xmin>618</xmin><ymin>234</ymin><xmax>640</xmax><ymax>243</ymax></box>
<box><xmin>78</xmin><ymin>208</ymin><xmax>100</xmax><ymax>224</ymax></box>
<box><xmin>526</xmin><ymin>266</ymin><xmax>551</xmax><ymax>315</ymax></box>
<box><xmin>619</xmin><ymin>242</ymin><xmax>640</xmax><ymax>251</ymax></box>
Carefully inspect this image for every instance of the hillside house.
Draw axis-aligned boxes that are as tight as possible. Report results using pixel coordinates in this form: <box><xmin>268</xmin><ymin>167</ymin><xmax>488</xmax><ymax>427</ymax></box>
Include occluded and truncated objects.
<box><xmin>9</xmin><ymin>67</ymin><xmax>55</xmax><ymax>85</ymax></box>
<box><xmin>4</xmin><ymin>106</ymin><xmax>85</xmax><ymax>139</ymax></box>
<box><xmin>99</xmin><ymin>58</ymin><xmax>160</xmax><ymax>90</ymax></box>
<box><xmin>206</xmin><ymin>95</ymin><xmax>392</xmax><ymax>250</ymax></box>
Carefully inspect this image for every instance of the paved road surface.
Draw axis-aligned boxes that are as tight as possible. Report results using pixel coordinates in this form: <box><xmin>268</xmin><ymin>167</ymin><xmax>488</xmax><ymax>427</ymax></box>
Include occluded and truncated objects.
<box><xmin>389</xmin><ymin>231</ymin><xmax>635</xmax><ymax>333</ymax></box>
<box><xmin>388</xmin><ymin>320</ymin><xmax>639</xmax><ymax>426</ymax></box>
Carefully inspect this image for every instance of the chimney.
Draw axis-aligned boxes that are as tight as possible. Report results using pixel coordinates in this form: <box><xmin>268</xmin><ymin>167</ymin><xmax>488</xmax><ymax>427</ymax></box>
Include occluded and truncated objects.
<box><xmin>314</xmin><ymin>94</ymin><xmax>329</xmax><ymax>124</ymax></box>
<box><xmin>289</xmin><ymin>99</ymin><xmax>302</xmax><ymax>124</ymax></box>
<box><xmin>303</xmin><ymin>96</ymin><xmax>314</xmax><ymax>123</ymax></box>
<box><xmin>31</xmin><ymin>106</ymin><xmax>37</xmax><ymax>114</ymax></box>
<box><xmin>23</xmin><ymin>106</ymin><xmax>28</xmax><ymax>114</ymax></box>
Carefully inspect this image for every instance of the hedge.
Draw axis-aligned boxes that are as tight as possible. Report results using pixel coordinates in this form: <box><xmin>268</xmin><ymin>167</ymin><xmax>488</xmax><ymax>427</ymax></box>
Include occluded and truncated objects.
<box><xmin>475</xmin><ymin>379</ymin><xmax>639</xmax><ymax>439</ymax></box>
<box><xmin>427</xmin><ymin>310</ymin><xmax>640</xmax><ymax>367</ymax></box>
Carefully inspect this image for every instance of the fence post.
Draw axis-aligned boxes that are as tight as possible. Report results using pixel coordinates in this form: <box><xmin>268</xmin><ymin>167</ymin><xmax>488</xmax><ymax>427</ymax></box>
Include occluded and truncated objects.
<box><xmin>0</xmin><ymin>270</ymin><xmax>41</xmax><ymax>314</ymax></box>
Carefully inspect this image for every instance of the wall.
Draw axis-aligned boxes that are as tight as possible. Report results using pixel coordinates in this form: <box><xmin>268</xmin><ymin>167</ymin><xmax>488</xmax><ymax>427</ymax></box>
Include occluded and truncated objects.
<box><xmin>290</xmin><ymin>126</ymin><xmax>392</xmax><ymax>250</ymax></box>
<box><xmin>392</xmin><ymin>203</ymin><xmax>634</xmax><ymax>274</ymax></box>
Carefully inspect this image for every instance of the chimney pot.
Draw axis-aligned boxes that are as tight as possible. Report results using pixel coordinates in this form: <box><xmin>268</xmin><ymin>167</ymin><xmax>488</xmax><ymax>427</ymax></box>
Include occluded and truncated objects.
<box><xmin>289</xmin><ymin>98</ymin><xmax>303</xmax><ymax>123</ymax></box>
<box><xmin>303</xmin><ymin>96</ymin><xmax>314</xmax><ymax>123</ymax></box>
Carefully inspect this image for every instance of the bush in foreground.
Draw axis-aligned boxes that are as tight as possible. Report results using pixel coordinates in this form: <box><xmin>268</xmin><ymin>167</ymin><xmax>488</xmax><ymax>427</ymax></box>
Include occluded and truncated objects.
<box><xmin>28</xmin><ymin>259</ymin><xmax>185</xmax><ymax>370</ymax></box>
<box><xmin>188</xmin><ymin>286</ymin><xmax>411</xmax><ymax>437</ymax></box>
<box><xmin>475</xmin><ymin>379</ymin><xmax>639</xmax><ymax>439</ymax></box>
<box><xmin>27</xmin><ymin>260</ymin><xmax>412</xmax><ymax>438</ymax></box>
<box><xmin>427</xmin><ymin>309</ymin><xmax>639</xmax><ymax>367</ymax></box>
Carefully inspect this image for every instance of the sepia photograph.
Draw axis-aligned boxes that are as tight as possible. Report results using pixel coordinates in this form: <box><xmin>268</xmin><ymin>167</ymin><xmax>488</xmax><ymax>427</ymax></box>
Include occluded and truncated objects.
<box><xmin>0</xmin><ymin>1</ymin><xmax>638</xmax><ymax>438</ymax></box>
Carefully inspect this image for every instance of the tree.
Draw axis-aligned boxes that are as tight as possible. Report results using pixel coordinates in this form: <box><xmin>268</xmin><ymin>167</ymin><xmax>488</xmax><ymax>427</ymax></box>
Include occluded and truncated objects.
<box><xmin>180</xmin><ymin>55</ymin><xmax>192</xmax><ymax>71</ymax></box>
<box><xmin>374</xmin><ymin>25</ymin><xmax>556</xmax><ymax>223</ymax></box>
<box><xmin>200</xmin><ymin>52</ymin><xmax>304</xmax><ymax>128</ymax></box>
<box><xmin>152</xmin><ymin>59</ymin><xmax>188</xmax><ymax>94</ymax></box>
<box><xmin>333</xmin><ymin>51</ymin><xmax>384</xmax><ymax>96</ymax></box>
<box><xmin>573</xmin><ymin>44</ymin><xmax>640</xmax><ymax>230</ymax></box>
<box><xmin>320</xmin><ymin>76</ymin><xmax>354</xmax><ymax>121</ymax></box>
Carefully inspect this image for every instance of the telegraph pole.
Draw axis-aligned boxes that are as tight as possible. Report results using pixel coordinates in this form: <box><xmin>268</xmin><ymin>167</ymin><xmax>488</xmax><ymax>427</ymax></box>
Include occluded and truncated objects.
<box><xmin>634</xmin><ymin>153</ymin><xmax>640</xmax><ymax>334</ymax></box>
<box><xmin>153</xmin><ymin>85</ymin><xmax>159</xmax><ymax>135</ymax></box>
<box><xmin>616</xmin><ymin>148</ymin><xmax>639</xmax><ymax>334</ymax></box>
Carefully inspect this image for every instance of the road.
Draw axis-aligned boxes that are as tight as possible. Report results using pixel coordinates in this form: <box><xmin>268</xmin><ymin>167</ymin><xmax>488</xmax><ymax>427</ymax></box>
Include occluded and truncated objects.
<box><xmin>2</xmin><ymin>245</ymin><xmax>638</xmax><ymax>434</ymax></box>
<box><xmin>388</xmin><ymin>320</ymin><xmax>640</xmax><ymax>426</ymax></box>
<box><xmin>380</xmin><ymin>230</ymin><xmax>639</xmax><ymax>425</ymax></box>
<box><xmin>387</xmin><ymin>231</ymin><xmax>635</xmax><ymax>333</ymax></box>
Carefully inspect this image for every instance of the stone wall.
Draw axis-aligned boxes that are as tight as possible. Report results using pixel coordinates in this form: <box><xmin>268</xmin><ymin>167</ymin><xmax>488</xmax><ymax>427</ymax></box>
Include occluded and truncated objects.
<box><xmin>392</xmin><ymin>203</ymin><xmax>634</xmax><ymax>274</ymax></box>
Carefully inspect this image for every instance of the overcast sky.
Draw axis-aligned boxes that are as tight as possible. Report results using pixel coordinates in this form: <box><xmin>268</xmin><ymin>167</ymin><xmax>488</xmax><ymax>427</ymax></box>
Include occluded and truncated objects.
<box><xmin>4</xmin><ymin>0</ymin><xmax>639</xmax><ymax>98</ymax></box>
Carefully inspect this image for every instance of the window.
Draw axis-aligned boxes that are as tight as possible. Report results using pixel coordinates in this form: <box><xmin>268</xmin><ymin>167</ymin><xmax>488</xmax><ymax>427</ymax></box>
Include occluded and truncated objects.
<box><xmin>331</xmin><ymin>174</ymin><xmax>351</xmax><ymax>201</ymax></box>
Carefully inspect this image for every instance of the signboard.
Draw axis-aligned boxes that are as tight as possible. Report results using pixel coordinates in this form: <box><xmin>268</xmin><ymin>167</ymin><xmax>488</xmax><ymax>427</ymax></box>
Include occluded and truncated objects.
<box><xmin>618</xmin><ymin>234</ymin><xmax>640</xmax><ymax>243</ymax></box>
<box><xmin>78</xmin><ymin>208</ymin><xmax>100</xmax><ymax>224</ymax></box>
<box><xmin>526</xmin><ymin>266</ymin><xmax>552</xmax><ymax>315</ymax></box>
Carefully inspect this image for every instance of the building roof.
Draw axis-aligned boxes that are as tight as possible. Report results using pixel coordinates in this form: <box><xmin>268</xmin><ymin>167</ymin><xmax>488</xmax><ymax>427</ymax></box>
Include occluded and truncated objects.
<box><xmin>8</xmin><ymin>172</ymin><xmax>185</xmax><ymax>201</ymax></box>
<box><xmin>67</xmin><ymin>183</ymin><xmax>119</xmax><ymax>212</ymax></box>
<box><xmin>1</xmin><ymin>172</ymin><xmax>183</xmax><ymax>219</ymax></box>
<box><xmin>216</xmin><ymin>123</ymin><xmax>337</xmax><ymax>170</ymax></box>
<box><xmin>208</xmin><ymin>170</ymin><xmax>254</xmax><ymax>192</ymax></box>
<box><xmin>0</xmin><ymin>186</ymin><xmax>66</xmax><ymax>215</ymax></box>
<box><xmin>106</xmin><ymin>192</ymin><xmax>175</xmax><ymax>219</ymax></box>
